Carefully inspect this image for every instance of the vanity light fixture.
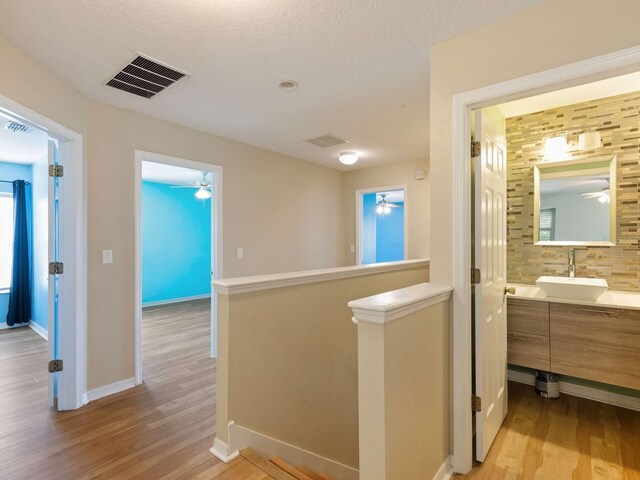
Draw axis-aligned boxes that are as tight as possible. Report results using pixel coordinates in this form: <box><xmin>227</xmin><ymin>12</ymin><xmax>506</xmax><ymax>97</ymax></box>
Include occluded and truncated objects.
<box><xmin>338</xmin><ymin>151</ymin><xmax>358</xmax><ymax>165</ymax></box>
<box><xmin>578</xmin><ymin>131</ymin><xmax>602</xmax><ymax>151</ymax></box>
<box><xmin>543</xmin><ymin>135</ymin><xmax>569</xmax><ymax>160</ymax></box>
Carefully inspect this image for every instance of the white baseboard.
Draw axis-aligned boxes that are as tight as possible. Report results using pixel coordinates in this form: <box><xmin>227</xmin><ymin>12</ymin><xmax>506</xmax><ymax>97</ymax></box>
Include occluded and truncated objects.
<box><xmin>210</xmin><ymin>436</ymin><xmax>240</xmax><ymax>463</ymax></box>
<box><xmin>229</xmin><ymin>423</ymin><xmax>359</xmax><ymax>480</ymax></box>
<box><xmin>29</xmin><ymin>321</ymin><xmax>48</xmax><ymax>340</ymax></box>
<box><xmin>0</xmin><ymin>322</ymin><xmax>29</xmax><ymax>330</ymax></box>
<box><xmin>142</xmin><ymin>294</ymin><xmax>210</xmax><ymax>308</ymax></box>
<box><xmin>508</xmin><ymin>369</ymin><xmax>640</xmax><ymax>412</ymax></box>
<box><xmin>433</xmin><ymin>455</ymin><xmax>454</xmax><ymax>480</ymax></box>
<box><xmin>86</xmin><ymin>377</ymin><xmax>136</xmax><ymax>402</ymax></box>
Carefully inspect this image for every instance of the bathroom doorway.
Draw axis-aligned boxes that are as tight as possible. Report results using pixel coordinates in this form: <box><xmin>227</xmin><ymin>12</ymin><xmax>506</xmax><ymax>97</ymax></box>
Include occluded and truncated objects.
<box><xmin>355</xmin><ymin>185</ymin><xmax>407</xmax><ymax>265</ymax></box>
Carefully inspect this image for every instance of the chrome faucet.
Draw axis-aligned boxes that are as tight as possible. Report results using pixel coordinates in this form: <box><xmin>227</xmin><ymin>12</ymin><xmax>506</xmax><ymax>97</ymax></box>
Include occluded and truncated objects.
<box><xmin>568</xmin><ymin>248</ymin><xmax>576</xmax><ymax>278</ymax></box>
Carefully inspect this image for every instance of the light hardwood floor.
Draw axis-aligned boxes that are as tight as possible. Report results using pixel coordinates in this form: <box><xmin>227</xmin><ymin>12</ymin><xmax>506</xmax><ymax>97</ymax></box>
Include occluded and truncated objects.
<box><xmin>456</xmin><ymin>381</ymin><xmax>640</xmax><ymax>480</ymax></box>
<box><xmin>0</xmin><ymin>299</ymin><xmax>272</xmax><ymax>480</ymax></box>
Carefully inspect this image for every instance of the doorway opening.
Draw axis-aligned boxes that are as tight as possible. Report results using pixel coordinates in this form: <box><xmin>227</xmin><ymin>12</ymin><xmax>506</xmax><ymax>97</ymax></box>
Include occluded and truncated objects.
<box><xmin>0</xmin><ymin>96</ymin><xmax>85</xmax><ymax>412</ymax></box>
<box><xmin>355</xmin><ymin>185</ymin><xmax>407</xmax><ymax>265</ymax></box>
<box><xmin>453</xmin><ymin>47</ymin><xmax>640</xmax><ymax>474</ymax></box>
<box><xmin>134</xmin><ymin>151</ymin><xmax>222</xmax><ymax>385</ymax></box>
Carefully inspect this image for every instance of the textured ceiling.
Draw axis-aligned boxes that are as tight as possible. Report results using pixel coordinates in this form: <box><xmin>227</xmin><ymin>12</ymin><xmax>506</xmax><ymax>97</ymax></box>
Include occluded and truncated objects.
<box><xmin>0</xmin><ymin>0</ymin><xmax>543</xmax><ymax>170</ymax></box>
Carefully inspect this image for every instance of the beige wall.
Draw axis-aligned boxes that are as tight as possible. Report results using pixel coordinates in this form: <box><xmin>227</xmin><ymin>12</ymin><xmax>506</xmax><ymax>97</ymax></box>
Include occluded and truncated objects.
<box><xmin>430</xmin><ymin>0</ymin><xmax>640</xmax><ymax>286</ymax></box>
<box><xmin>357</xmin><ymin>301</ymin><xmax>450</xmax><ymax>480</ymax></box>
<box><xmin>506</xmin><ymin>91</ymin><xmax>640</xmax><ymax>291</ymax></box>
<box><xmin>0</xmin><ymin>35</ymin><xmax>350</xmax><ymax>390</ymax></box>
<box><xmin>217</xmin><ymin>264</ymin><xmax>429</xmax><ymax>468</ymax></box>
<box><xmin>343</xmin><ymin>158</ymin><xmax>429</xmax><ymax>264</ymax></box>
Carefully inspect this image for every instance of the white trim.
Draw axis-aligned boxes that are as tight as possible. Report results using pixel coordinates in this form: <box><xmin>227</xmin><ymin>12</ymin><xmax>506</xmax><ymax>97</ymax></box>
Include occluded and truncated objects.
<box><xmin>228</xmin><ymin>423</ymin><xmax>359</xmax><ymax>480</ymax></box>
<box><xmin>508</xmin><ymin>369</ymin><xmax>640</xmax><ymax>412</ymax></box>
<box><xmin>0</xmin><ymin>94</ymin><xmax>86</xmax><ymax>412</ymax></box>
<box><xmin>135</xmin><ymin>150</ymin><xmax>223</xmax><ymax>385</ymax></box>
<box><xmin>348</xmin><ymin>282</ymin><xmax>452</xmax><ymax>325</ymax></box>
<box><xmin>451</xmin><ymin>45</ymin><xmax>640</xmax><ymax>474</ymax></box>
<box><xmin>85</xmin><ymin>376</ymin><xmax>136</xmax><ymax>402</ymax></box>
<box><xmin>214</xmin><ymin>258</ymin><xmax>429</xmax><ymax>296</ymax></box>
<box><xmin>355</xmin><ymin>184</ymin><xmax>408</xmax><ymax>266</ymax></box>
<box><xmin>432</xmin><ymin>455</ymin><xmax>454</xmax><ymax>480</ymax></box>
<box><xmin>30</xmin><ymin>321</ymin><xmax>48</xmax><ymax>340</ymax></box>
<box><xmin>142</xmin><ymin>293</ymin><xmax>211</xmax><ymax>308</ymax></box>
<box><xmin>210</xmin><ymin>437</ymin><xmax>240</xmax><ymax>463</ymax></box>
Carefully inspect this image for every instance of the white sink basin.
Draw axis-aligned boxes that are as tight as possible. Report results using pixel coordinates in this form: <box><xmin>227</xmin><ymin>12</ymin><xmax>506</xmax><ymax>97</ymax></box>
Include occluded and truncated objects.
<box><xmin>536</xmin><ymin>276</ymin><xmax>608</xmax><ymax>301</ymax></box>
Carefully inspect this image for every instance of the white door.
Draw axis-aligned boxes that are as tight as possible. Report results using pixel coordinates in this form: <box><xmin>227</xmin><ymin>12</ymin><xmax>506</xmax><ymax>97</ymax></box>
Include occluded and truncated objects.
<box><xmin>474</xmin><ymin>107</ymin><xmax>508</xmax><ymax>461</ymax></box>
<box><xmin>47</xmin><ymin>139</ymin><xmax>60</xmax><ymax>408</ymax></box>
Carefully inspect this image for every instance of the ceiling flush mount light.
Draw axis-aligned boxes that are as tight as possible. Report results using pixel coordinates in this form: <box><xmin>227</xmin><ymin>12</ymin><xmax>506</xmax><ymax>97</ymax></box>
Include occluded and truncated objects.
<box><xmin>578</xmin><ymin>131</ymin><xmax>602</xmax><ymax>150</ymax></box>
<box><xmin>338</xmin><ymin>151</ymin><xmax>358</xmax><ymax>165</ymax></box>
<box><xmin>544</xmin><ymin>135</ymin><xmax>569</xmax><ymax>160</ymax></box>
<box><xmin>279</xmin><ymin>80</ymin><xmax>298</xmax><ymax>90</ymax></box>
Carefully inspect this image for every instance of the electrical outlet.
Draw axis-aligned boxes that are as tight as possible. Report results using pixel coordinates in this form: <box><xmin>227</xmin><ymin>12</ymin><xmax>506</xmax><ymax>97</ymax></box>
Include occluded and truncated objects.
<box><xmin>350</xmin><ymin>244</ymin><xmax>355</xmax><ymax>253</ymax></box>
<box><xmin>236</xmin><ymin>248</ymin><xmax>243</xmax><ymax>259</ymax></box>
<box><xmin>102</xmin><ymin>249</ymin><xmax>113</xmax><ymax>264</ymax></box>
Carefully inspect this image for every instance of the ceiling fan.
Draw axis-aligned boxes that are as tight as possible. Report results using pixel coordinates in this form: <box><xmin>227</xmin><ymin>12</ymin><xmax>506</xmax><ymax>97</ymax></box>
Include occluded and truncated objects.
<box><xmin>579</xmin><ymin>179</ymin><xmax>610</xmax><ymax>204</ymax></box>
<box><xmin>170</xmin><ymin>171</ymin><xmax>212</xmax><ymax>199</ymax></box>
<box><xmin>376</xmin><ymin>193</ymin><xmax>401</xmax><ymax>214</ymax></box>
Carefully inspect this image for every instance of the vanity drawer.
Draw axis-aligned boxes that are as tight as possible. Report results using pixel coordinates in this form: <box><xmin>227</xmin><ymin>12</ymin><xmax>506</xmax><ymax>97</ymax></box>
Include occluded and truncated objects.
<box><xmin>507</xmin><ymin>298</ymin><xmax>549</xmax><ymax>336</ymax></box>
<box><xmin>507</xmin><ymin>332</ymin><xmax>550</xmax><ymax>371</ymax></box>
<box><xmin>550</xmin><ymin>303</ymin><xmax>640</xmax><ymax>390</ymax></box>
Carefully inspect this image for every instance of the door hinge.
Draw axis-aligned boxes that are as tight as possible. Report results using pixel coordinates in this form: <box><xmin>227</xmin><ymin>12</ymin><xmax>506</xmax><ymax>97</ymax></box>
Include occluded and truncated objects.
<box><xmin>472</xmin><ymin>395</ymin><xmax>482</xmax><ymax>413</ymax></box>
<box><xmin>49</xmin><ymin>262</ymin><xmax>64</xmax><ymax>275</ymax></box>
<box><xmin>49</xmin><ymin>164</ymin><xmax>64</xmax><ymax>177</ymax></box>
<box><xmin>471</xmin><ymin>268</ymin><xmax>481</xmax><ymax>284</ymax></box>
<box><xmin>471</xmin><ymin>140</ymin><xmax>481</xmax><ymax>158</ymax></box>
<box><xmin>48</xmin><ymin>359</ymin><xmax>63</xmax><ymax>373</ymax></box>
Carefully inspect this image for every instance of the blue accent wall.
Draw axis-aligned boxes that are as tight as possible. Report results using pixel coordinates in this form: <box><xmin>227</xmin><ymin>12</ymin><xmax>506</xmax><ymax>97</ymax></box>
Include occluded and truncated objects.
<box><xmin>142</xmin><ymin>181</ymin><xmax>211</xmax><ymax>305</ymax></box>
<box><xmin>376</xmin><ymin>202</ymin><xmax>404</xmax><ymax>263</ymax></box>
<box><xmin>0</xmin><ymin>161</ymin><xmax>33</xmax><ymax>326</ymax></box>
<box><xmin>361</xmin><ymin>193</ymin><xmax>405</xmax><ymax>264</ymax></box>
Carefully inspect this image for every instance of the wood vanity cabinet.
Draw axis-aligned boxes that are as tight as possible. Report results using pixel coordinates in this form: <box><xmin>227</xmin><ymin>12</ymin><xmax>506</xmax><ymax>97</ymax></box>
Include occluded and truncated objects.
<box><xmin>506</xmin><ymin>298</ymin><xmax>550</xmax><ymax>371</ymax></box>
<box><xmin>507</xmin><ymin>298</ymin><xmax>640</xmax><ymax>391</ymax></box>
<box><xmin>550</xmin><ymin>303</ymin><xmax>640</xmax><ymax>390</ymax></box>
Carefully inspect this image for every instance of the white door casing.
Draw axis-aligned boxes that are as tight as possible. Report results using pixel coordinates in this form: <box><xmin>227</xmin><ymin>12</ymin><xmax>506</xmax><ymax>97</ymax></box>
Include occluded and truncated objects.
<box><xmin>474</xmin><ymin>107</ymin><xmax>508</xmax><ymax>462</ymax></box>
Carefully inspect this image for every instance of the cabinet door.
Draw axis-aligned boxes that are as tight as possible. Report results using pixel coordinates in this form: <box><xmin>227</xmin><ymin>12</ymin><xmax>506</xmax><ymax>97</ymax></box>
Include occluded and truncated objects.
<box><xmin>507</xmin><ymin>332</ymin><xmax>551</xmax><ymax>371</ymax></box>
<box><xmin>507</xmin><ymin>298</ymin><xmax>549</xmax><ymax>336</ymax></box>
<box><xmin>550</xmin><ymin>303</ymin><xmax>640</xmax><ymax>390</ymax></box>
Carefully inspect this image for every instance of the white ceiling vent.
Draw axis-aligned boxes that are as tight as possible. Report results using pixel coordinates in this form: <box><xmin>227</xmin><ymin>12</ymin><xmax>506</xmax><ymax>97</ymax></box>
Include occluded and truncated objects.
<box><xmin>305</xmin><ymin>134</ymin><xmax>349</xmax><ymax>148</ymax></box>
<box><xmin>106</xmin><ymin>54</ymin><xmax>190</xmax><ymax>99</ymax></box>
<box><xmin>3</xmin><ymin>121</ymin><xmax>31</xmax><ymax>133</ymax></box>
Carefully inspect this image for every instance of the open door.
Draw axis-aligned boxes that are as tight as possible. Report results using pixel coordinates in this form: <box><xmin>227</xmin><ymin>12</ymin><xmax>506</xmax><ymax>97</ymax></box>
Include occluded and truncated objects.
<box><xmin>47</xmin><ymin>139</ymin><xmax>60</xmax><ymax>408</ymax></box>
<box><xmin>473</xmin><ymin>107</ymin><xmax>508</xmax><ymax>461</ymax></box>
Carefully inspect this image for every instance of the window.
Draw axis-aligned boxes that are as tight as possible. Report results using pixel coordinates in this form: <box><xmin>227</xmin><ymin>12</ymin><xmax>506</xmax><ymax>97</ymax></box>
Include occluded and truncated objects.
<box><xmin>539</xmin><ymin>207</ymin><xmax>556</xmax><ymax>242</ymax></box>
<box><xmin>0</xmin><ymin>193</ymin><xmax>14</xmax><ymax>290</ymax></box>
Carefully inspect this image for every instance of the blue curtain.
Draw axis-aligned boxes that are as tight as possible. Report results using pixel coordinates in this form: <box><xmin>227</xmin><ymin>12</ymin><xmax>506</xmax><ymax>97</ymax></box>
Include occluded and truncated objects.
<box><xmin>6</xmin><ymin>180</ymin><xmax>31</xmax><ymax>326</ymax></box>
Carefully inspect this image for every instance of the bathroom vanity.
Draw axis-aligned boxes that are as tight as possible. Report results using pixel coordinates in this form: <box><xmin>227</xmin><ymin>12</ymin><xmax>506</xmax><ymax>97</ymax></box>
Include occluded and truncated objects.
<box><xmin>507</xmin><ymin>285</ymin><xmax>640</xmax><ymax>391</ymax></box>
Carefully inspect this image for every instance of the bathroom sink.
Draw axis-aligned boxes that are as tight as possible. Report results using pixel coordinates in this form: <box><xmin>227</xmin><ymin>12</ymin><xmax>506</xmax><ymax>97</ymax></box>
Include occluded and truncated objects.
<box><xmin>535</xmin><ymin>276</ymin><xmax>608</xmax><ymax>301</ymax></box>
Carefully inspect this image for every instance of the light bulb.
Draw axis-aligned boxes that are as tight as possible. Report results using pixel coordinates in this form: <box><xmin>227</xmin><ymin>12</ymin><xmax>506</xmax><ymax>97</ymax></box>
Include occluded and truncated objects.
<box><xmin>598</xmin><ymin>195</ymin><xmax>609</xmax><ymax>204</ymax></box>
<box><xmin>195</xmin><ymin>187</ymin><xmax>211</xmax><ymax>199</ymax></box>
<box><xmin>376</xmin><ymin>205</ymin><xmax>383</xmax><ymax>214</ymax></box>
<box><xmin>383</xmin><ymin>206</ymin><xmax>391</xmax><ymax>214</ymax></box>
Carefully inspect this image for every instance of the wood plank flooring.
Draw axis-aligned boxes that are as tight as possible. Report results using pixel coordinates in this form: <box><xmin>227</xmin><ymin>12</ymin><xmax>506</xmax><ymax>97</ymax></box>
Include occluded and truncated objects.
<box><xmin>3</xmin><ymin>305</ymin><xmax>640</xmax><ymax>479</ymax></box>
<box><xmin>456</xmin><ymin>381</ymin><xmax>640</xmax><ymax>480</ymax></box>
<box><xmin>0</xmin><ymin>299</ymin><xmax>272</xmax><ymax>480</ymax></box>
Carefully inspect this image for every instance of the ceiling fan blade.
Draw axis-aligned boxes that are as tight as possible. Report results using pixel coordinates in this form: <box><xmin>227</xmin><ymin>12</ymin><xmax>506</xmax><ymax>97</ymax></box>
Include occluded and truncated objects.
<box><xmin>169</xmin><ymin>185</ymin><xmax>199</xmax><ymax>189</ymax></box>
<box><xmin>580</xmin><ymin>192</ymin><xmax>605</xmax><ymax>198</ymax></box>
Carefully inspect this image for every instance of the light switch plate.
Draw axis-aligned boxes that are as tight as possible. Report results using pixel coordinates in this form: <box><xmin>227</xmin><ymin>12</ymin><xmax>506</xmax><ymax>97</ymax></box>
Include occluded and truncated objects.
<box><xmin>102</xmin><ymin>249</ymin><xmax>113</xmax><ymax>264</ymax></box>
<box><xmin>236</xmin><ymin>248</ymin><xmax>243</xmax><ymax>259</ymax></box>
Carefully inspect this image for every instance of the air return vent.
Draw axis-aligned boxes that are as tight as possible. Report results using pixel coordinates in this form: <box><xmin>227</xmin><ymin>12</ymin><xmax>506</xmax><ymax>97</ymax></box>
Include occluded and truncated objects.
<box><xmin>305</xmin><ymin>134</ymin><xmax>349</xmax><ymax>148</ymax></box>
<box><xmin>106</xmin><ymin>55</ymin><xmax>189</xmax><ymax>99</ymax></box>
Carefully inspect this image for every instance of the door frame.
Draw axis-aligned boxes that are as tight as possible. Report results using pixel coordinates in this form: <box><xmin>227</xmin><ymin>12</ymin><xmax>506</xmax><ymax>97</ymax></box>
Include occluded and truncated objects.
<box><xmin>451</xmin><ymin>45</ymin><xmax>640</xmax><ymax>473</ymax></box>
<box><xmin>134</xmin><ymin>150</ymin><xmax>223</xmax><ymax>385</ymax></box>
<box><xmin>355</xmin><ymin>184</ymin><xmax>408</xmax><ymax>265</ymax></box>
<box><xmin>0</xmin><ymin>94</ymin><xmax>86</xmax><ymax>411</ymax></box>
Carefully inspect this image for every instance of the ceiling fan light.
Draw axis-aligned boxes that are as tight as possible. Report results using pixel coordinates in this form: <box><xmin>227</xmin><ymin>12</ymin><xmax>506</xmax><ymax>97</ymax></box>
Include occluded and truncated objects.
<box><xmin>383</xmin><ymin>206</ymin><xmax>391</xmax><ymax>214</ymax></box>
<box><xmin>376</xmin><ymin>205</ymin><xmax>383</xmax><ymax>214</ymax></box>
<box><xmin>195</xmin><ymin>187</ymin><xmax>211</xmax><ymax>199</ymax></box>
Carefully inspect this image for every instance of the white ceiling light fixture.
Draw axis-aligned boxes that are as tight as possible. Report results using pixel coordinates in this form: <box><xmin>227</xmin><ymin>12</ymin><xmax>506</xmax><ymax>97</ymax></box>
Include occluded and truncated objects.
<box><xmin>195</xmin><ymin>186</ymin><xmax>212</xmax><ymax>199</ymax></box>
<box><xmin>543</xmin><ymin>135</ymin><xmax>569</xmax><ymax>160</ymax></box>
<box><xmin>578</xmin><ymin>131</ymin><xmax>602</xmax><ymax>150</ymax></box>
<box><xmin>338</xmin><ymin>151</ymin><xmax>358</xmax><ymax>165</ymax></box>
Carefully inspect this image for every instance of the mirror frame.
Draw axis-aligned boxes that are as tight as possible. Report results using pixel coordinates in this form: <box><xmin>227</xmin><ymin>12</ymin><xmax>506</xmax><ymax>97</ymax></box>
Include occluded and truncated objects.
<box><xmin>533</xmin><ymin>155</ymin><xmax>617</xmax><ymax>246</ymax></box>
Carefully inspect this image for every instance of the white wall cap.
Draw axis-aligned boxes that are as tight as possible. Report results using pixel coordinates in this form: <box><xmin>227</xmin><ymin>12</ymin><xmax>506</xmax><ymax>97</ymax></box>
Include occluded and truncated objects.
<box><xmin>348</xmin><ymin>282</ymin><xmax>452</xmax><ymax>325</ymax></box>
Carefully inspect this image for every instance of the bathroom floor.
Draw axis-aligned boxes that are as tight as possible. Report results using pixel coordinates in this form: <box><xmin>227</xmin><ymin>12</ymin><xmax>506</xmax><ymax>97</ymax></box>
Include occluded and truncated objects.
<box><xmin>456</xmin><ymin>381</ymin><xmax>640</xmax><ymax>479</ymax></box>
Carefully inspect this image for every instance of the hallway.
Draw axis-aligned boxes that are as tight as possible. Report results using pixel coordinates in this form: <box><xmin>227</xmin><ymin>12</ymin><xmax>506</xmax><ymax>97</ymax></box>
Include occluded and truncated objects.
<box><xmin>0</xmin><ymin>299</ymin><xmax>246</xmax><ymax>479</ymax></box>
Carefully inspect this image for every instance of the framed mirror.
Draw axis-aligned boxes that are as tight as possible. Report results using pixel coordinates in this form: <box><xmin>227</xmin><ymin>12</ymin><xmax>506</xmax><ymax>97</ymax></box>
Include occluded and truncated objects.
<box><xmin>533</xmin><ymin>155</ymin><xmax>616</xmax><ymax>246</ymax></box>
